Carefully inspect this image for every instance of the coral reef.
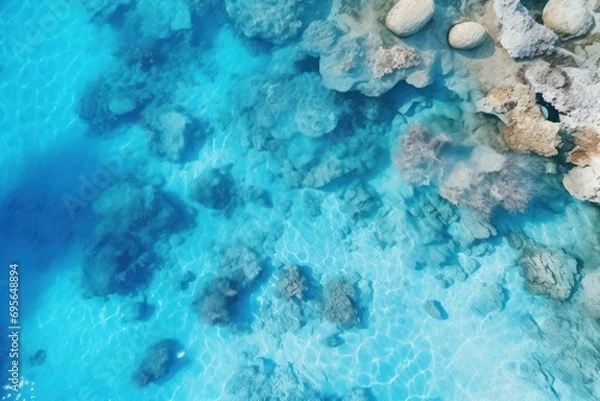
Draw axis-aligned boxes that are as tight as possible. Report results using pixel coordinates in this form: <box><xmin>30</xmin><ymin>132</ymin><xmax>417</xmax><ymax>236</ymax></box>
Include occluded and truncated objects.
<box><xmin>143</xmin><ymin>110</ymin><xmax>190</xmax><ymax>162</ymax></box>
<box><xmin>471</xmin><ymin>282</ymin><xmax>507</xmax><ymax>316</ymax></box>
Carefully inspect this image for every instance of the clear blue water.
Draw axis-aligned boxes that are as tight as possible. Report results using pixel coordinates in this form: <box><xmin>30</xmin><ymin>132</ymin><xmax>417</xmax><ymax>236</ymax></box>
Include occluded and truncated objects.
<box><xmin>1</xmin><ymin>1</ymin><xmax>600</xmax><ymax>400</ymax></box>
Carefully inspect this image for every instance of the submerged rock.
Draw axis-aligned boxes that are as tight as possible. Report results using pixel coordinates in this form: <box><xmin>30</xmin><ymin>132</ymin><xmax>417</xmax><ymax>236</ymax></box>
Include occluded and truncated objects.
<box><xmin>448</xmin><ymin>22</ymin><xmax>487</xmax><ymax>50</ymax></box>
<box><xmin>132</xmin><ymin>339</ymin><xmax>185</xmax><ymax>387</ymax></box>
<box><xmin>385</xmin><ymin>0</ymin><xmax>435</xmax><ymax>37</ymax></box>
<box><xmin>189</xmin><ymin>168</ymin><xmax>238</xmax><ymax>211</ymax></box>
<box><xmin>303</xmin><ymin>19</ymin><xmax>424</xmax><ymax>96</ymax></box>
<box><xmin>30</xmin><ymin>349</ymin><xmax>47</xmax><ymax>366</ymax></box>
<box><xmin>322</xmin><ymin>277</ymin><xmax>360</xmax><ymax>329</ymax></box>
<box><xmin>542</xmin><ymin>0</ymin><xmax>594</xmax><ymax>39</ymax></box>
<box><xmin>423</xmin><ymin>300</ymin><xmax>448</xmax><ymax>320</ymax></box>
<box><xmin>519</xmin><ymin>246</ymin><xmax>579</xmax><ymax>301</ymax></box>
<box><xmin>146</xmin><ymin>111</ymin><xmax>189</xmax><ymax>162</ymax></box>
<box><xmin>276</xmin><ymin>265</ymin><xmax>307</xmax><ymax>301</ymax></box>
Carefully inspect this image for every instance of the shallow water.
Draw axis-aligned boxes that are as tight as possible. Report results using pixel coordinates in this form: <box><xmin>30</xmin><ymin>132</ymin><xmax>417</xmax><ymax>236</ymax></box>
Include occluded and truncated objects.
<box><xmin>1</xmin><ymin>1</ymin><xmax>600</xmax><ymax>400</ymax></box>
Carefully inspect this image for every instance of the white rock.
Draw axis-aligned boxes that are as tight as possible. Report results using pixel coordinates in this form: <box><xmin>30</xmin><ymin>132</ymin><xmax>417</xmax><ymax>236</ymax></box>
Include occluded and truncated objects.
<box><xmin>385</xmin><ymin>0</ymin><xmax>435</xmax><ymax>37</ymax></box>
<box><xmin>493</xmin><ymin>0</ymin><xmax>557</xmax><ymax>59</ymax></box>
<box><xmin>448</xmin><ymin>21</ymin><xmax>487</xmax><ymax>50</ymax></box>
<box><xmin>543</xmin><ymin>0</ymin><xmax>594</xmax><ymax>39</ymax></box>
<box><xmin>525</xmin><ymin>63</ymin><xmax>600</xmax><ymax>131</ymax></box>
<box><xmin>563</xmin><ymin>160</ymin><xmax>600</xmax><ymax>203</ymax></box>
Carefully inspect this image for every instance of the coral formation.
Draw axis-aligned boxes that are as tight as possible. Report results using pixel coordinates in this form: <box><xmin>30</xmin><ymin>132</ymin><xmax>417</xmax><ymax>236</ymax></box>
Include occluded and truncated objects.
<box><xmin>518</xmin><ymin>245</ymin><xmax>580</xmax><ymax>301</ymax></box>
<box><xmin>189</xmin><ymin>167</ymin><xmax>238</xmax><ymax>211</ymax></box>
<box><xmin>439</xmin><ymin>147</ymin><xmax>537</xmax><ymax>217</ymax></box>
<box><xmin>132</xmin><ymin>339</ymin><xmax>186</xmax><ymax>387</ymax></box>
<box><xmin>394</xmin><ymin>124</ymin><xmax>450</xmax><ymax>186</ymax></box>
<box><xmin>194</xmin><ymin>245</ymin><xmax>267</xmax><ymax>326</ymax></box>
<box><xmin>225</xmin><ymin>0</ymin><xmax>305</xmax><ymax>44</ymax></box>
<box><xmin>194</xmin><ymin>277</ymin><xmax>240</xmax><ymax>325</ymax></box>
<box><xmin>322</xmin><ymin>277</ymin><xmax>362</xmax><ymax>329</ymax></box>
<box><xmin>276</xmin><ymin>265</ymin><xmax>307</xmax><ymax>301</ymax></box>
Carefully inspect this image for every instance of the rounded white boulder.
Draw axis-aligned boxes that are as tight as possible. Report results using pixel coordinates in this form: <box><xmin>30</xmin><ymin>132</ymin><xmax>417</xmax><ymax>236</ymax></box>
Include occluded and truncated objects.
<box><xmin>385</xmin><ymin>0</ymin><xmax>435</xmax><ymax>37</ymax></box>
<box><xmin>542</xmin><ymin>0</ymin><xmax>594</xmax><ymax>39</ymax></box>
<box><xmin>448</xmin><ymin>21</ymin><xmax>488</xmax><ymax>50</ymax></box>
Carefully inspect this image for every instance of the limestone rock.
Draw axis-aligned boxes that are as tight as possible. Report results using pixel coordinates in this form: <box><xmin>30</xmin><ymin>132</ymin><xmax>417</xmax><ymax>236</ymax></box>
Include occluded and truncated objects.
<box><xmin>479</xmin><ymin>84</ymin><xmax>561</xmax><ymax>156</ymax></box>
<box><xmin>524</xmin><ymin>63</ymin><xmax>600</xmax><ymax>132</ymax></box>
<box><xmin>493</xmin><ymin>0</ymin><xmax>557</xmax><ymax>59</ymax></box>
<box><xmin>563</xmin><ymin>160</ymin><xmax>600</xmax><ymax>203</ymax></box>
<box><xmin>448</xmin><ymin>21</ymin><xmax>487</xmax><ymax>50</ymax></box>
<box><xmin>542</xmin><ymin>0</ymin><xmax>594</xmax><ymax>39</ymax></box>
<box><xmin>385</xmin><ymin>0</ymin><xmax>435</xmax><ymax>37</ymax></box>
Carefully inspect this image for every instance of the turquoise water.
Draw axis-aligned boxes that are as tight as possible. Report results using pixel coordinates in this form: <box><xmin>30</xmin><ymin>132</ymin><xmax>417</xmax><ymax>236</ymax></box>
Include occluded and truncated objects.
<box><xmin>1</xmin><ymin>0</ymin><xmax>600</xmax><ymax>400</ymax></box>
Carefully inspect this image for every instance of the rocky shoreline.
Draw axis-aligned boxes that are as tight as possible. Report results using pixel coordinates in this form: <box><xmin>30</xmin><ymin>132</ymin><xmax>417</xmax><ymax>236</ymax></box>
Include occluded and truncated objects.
<box><xmin>312</xmin><ymin>0</ymin><xmax>600</xmax><ymax>205</ymax></box>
